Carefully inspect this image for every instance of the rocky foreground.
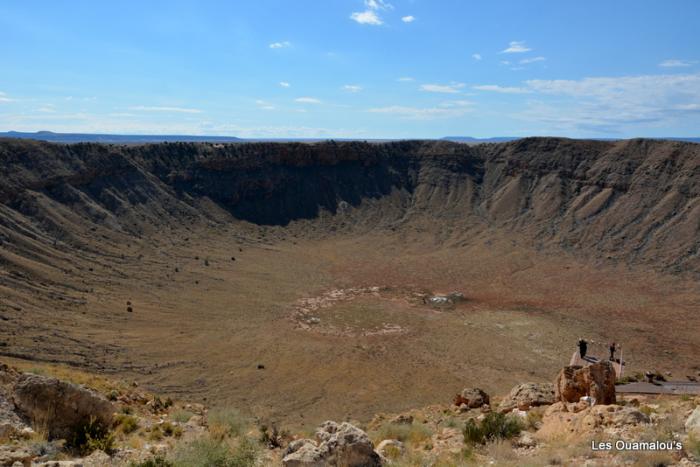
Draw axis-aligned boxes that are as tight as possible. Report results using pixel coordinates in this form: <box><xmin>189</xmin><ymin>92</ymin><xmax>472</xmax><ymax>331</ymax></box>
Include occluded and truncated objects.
<box><xmin>1</xmin><ymin>360</ymin><xmax>699</xmax><ymax>466</ymax></box>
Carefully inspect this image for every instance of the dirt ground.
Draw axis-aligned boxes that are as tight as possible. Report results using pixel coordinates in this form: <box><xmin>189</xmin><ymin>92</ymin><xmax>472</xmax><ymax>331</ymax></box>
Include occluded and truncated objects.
<box><xmin>2</xmin><ymin>220</ymin><xmax>698</xmax><ymax>430</ymax></box>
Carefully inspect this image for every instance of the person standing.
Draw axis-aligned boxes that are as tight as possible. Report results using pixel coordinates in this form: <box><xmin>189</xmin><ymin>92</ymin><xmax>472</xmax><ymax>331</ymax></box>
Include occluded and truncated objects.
<box><xmin>578</xmin><ymin>338</ymin><xmax>588</xmax><ymax>359</ymax></box>
<box><xmin>609</xmin><ymin>342</ymin><xmax>617</xmax><ymax>361</ymax></box>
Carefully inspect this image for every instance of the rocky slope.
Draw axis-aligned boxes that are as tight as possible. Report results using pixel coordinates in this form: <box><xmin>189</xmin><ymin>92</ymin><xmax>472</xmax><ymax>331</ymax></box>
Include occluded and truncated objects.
<box><xmin>1</xmin><ymin>137</ymin><xmax>699</xmax><ymax>277</ymax></box>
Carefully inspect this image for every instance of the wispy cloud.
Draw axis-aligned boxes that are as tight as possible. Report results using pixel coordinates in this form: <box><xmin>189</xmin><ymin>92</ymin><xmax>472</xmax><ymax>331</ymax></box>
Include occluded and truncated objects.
<box><xmin>269</xmin><ymin>41</ymin><xmax>291</xmax><ymax>49</ymax></box>
<box><xmin>420</xmin><ymin>83</ymin><xmax>465</xmax><ymax>94</ymax></box>
<box><xmin>397</xmin><ymin>77</ymin><xmax>415</xmax><ymax>82</ymax></box>
<box><xmin>473</xmin><ymin>84</ymin><xmax>531</xmax><ymax>94</ymax></box>
<box><xmin>255</xmin><ymin>100</ymin><xmax>275</xmax><ymax>110</ymax></box>
<box><xmin>472</xmin><ymin>53</ymin><xmax>482</xmax><ymax>61</ymax></box>
<box><xmin>519</xmin><ymin>72</ymin><xmax>700</xmax><ymax>133</ymax></box>
<box><xmin>520</xmin><ymin>56</ymin><xmax>546</xmax><ymax>64</ymax></box>
<box><xmin>295</xmin><ymin>97</ymin><xmax>322</xmax><ymax>104</ymax></box>
<box><xmin>129</xmin><ymin>106</ymin><xmax>202</xmax><ymax>114</ymax></box>
<box><xmin>279</xmin><ymin>81</ymin><xmax>291</xmax><ymax>88</ymax></box>
<box><xmin>342</xmin><ymin>85</ymin><xmax>363</xmax><ymax>93</ymax></box>
<box><xmin>502</xmin><ymin>41</ymin><xmax>532</xmax><ymax>53</ymax></box>
<box><xmin>401</xmin><ymin>15</ymin><xmax>415</xmax><ymax>23</ymax></box>
<box><xmin>368</xmin><ymin>100</ymin><xmax>472</xmax><ymax>120</ymax></box>
<box><xmin>350</xmin><ymin>0</ymin><xmax>392</xmax><ymax>25</ymax></box>
<box><xmin>37</xmin><ymin>105</ymin><xmax>56</xmax><ymax>113</ymax></box>
<box><xmin>658</xmin><ymin>59</ymin><xmax>695</xmax><ymax>68</ymax></box>
<box><xmin>0</xmin><ymin>92</ymin><xmax>16</xmax><ymax>103</ymax></box>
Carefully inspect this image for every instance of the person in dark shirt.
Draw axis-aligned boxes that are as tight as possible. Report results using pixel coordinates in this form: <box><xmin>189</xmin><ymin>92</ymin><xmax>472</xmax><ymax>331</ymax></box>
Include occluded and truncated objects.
<box><xmin>609</xmin><ymin>342</ymin><xmax>617</xmax><ymax>361</ymax></box>
<box><xmin>578</xmin><ymin>338</ymin><xmax>588</xmax><ymax>359</ymax></box>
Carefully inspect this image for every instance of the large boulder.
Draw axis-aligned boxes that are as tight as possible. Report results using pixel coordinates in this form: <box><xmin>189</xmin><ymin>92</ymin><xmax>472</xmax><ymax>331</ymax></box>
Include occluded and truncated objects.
<box><xmin>686</xmin><ymin>406</ymin><xmax>700</xmax><ymax>436</ymax></box>
<box><xmin>554</xmin><ymin>361</ymin><xmax>616</xmax><ymax>405</ymax></box>
<box><xmin>498</xmin><ymin>382</ymin><xmax>555</xmax><ymax>413</ymax></box>
<box><xmin>12</xmin><ymin>373</ymin><xmax>114</xmax><ymax>440</ymax></box>
<box><xmin>282</xmin><ymin>421</ymin><xmax>381</xmax><ymax>467</ymax></box>
<box><xmin>453</xmin><ymin>388</ymin><xmax>489</xmax><ymax>409</ymax></box>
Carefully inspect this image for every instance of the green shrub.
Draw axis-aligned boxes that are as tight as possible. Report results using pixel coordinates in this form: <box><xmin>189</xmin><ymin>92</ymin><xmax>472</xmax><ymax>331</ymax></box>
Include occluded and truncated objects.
<box><xmin>208</xmin><ymin>408</ymin><xmax>247</xmax><ymax>438</ymax></box>
<box><xmin>68</xmin><ymin>416</ymin><xmax>115</xmax><ymax>455</ymax></box>
<box><xmin>463</xmin><ymin>412</ymin><xmax>522</xmax><ymax>445</ymax></box>
<box><xmin>116</xmin><ymin>414</ymin><xmax>140</xmax><ymax>434</ymax></box>
<box><xmin>171</xmin><ymin>435</ymin><xmax>259</xmax><ymax>467</ymax></box>
<box><xmin>170</xmin><ymin>409</ymin><xmax>195</xmax><ymax>423</ymax></box>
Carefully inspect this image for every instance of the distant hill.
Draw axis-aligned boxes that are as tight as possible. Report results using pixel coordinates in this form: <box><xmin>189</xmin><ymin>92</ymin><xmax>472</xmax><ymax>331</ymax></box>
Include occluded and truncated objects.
<box><xmin>443</xmin><ymin>135</ymin><xmax>700</xmax><ymax>144</ymax></box>
<box><xmin>441</xmin><ymin>136</ymin><xmax>520</xmax><ymax>143</ymax></box>
<box><xmin>1</xmin><ymin>131</ymin><xmax>699</xmax><ymax>145</ymax></box>
<box><xmin>0</xmin><ymin>131</ymin><xmax>244</xmax><ymax>144</ymax></box>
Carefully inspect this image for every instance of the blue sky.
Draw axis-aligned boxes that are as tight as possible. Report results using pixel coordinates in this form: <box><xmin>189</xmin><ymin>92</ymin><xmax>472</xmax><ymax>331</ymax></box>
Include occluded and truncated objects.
<box><xmin>1</xmin><ymin>0</ymin><xmax>699</xmax><ymax>138</ymax></box>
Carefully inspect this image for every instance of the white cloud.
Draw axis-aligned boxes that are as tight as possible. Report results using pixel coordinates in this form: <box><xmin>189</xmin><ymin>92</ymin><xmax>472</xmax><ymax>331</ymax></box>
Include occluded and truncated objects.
<box><xmin>368</xmin><ymin>101</ymin><xmax>472</xmax><ymax>120</ymax></box>
<box><xmin>342</xmin><ymin>85</ymin><xmax>363</xmax><ymax>92</ymax></box>
<box><xmin>659</xmin><ymin>59</ymin><xmax>695</xmax><ymax>68</ymax></box>
<box><xmin>401</xmin><ymin>15</ymin><xmax>415</xmax><ymax>23</ymax></box>
<box><xmin>295</xmin><ymin>97</ymin><xmax>322</xmax><ymax>104</ymax></box>
<box><xmin>350</xmin><ymin>10</ymin><xmax>383</xmax><ymax>25</ymax></box>
<box><xmin>37</xmin><ymin>106</ymin><xmax>56</xmax><ymax>113</ymax></box>
<box><xmin>519</xmin><ymin>72</ymin><xmax>700</xmax><ymax>133</ymax></box>
<box><xmin>472</xmin><ymin>53</ymin><xmax>482</xmax><ymax>61</ymax></box>
<box><xmin>279</xmin><ymin>81</ymin><xmax>291</xmax><ymax>88</ymax></box>
<box><xmin>129</xmin><ymin>106</ymin><xmax>202</xmax><ymax>114</ymax></box>
<box><xmin>397</xmin><ymin>77</ymin><xmax>415</xmax><ymax>82</ymax></box>
<box><xmin>502</xmin><ymin>41</ymin><xmax>532</xmax><ymax>53</ymax></box>
<box><xmin>520</xmin><ymin>56</ymin><xmax>546</xmax><ymax>64</ymax></box>
<box><xmin>351</xmin><ymin>0</ymin><xmax>392</xmax><ymax>25</ymax></box>
<box><xmin>473</xmin><ymin>84</ymin><xmax>531</xmax><ymax>94</ymax></box>
<box><xmin>255</xmin><ymin>100</ymin><xmax>275</xmax><ymax>110</ymax></box>
<box><xmin>420</xmin><ymin>83</ymin><xmax>465</xmax><ymax>93</ymax></box>
<box><xmin>269</xmin><ymin>41</ymin><xmax>291</xmax><ymax>49</ymax></box>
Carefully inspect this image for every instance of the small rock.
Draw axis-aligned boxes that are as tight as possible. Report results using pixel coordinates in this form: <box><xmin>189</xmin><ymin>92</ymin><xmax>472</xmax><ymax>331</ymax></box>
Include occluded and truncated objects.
<box><xmin>376</xmin><ymin>439</ymin><xmax>405</xmax><ymax>458</ymax></box>
<box><xmin>454</xmin><ymin>387</ymin><xmax>489</xmax><ymax>408</ymax></box>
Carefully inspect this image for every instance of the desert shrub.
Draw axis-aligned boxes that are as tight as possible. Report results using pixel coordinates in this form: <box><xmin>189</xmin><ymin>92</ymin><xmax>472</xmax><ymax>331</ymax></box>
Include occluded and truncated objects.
<box><xmin>116</xmin><ymin>414</ymin><xmax>140</xmax><ymax>434</ymax></box>
<box><xmin>208</xmin><ymin>408</ymin><xmax>247</xmax><ymax>438</ymax></box>
<box><xmin>463</xmin><ymin>412</ymin><xmax>522</xmax><ymax>445</ymax></box>
<box><xmin>171</xmin><ymin>409</ymin><xmax>194</xmax><ymax>423</ymax></box>
<box><xmin>130</xmin><ymin>457</ymin><xmax>174</xmax><ymax>467</ymax></box>
<box><xmin>162</xmin><ymin>422</ymin><xmax>183</xmax><ymax>438</ymax></box>
<box><xmin>526</xmin><ymin>407</ymin><xmax>545</xmax><ymax>430</ymax></box>
<box><xmin>259</xmin><ymin>423</ymin><xmax>289</xmax><ymax>448</ymax></box>
<box><xmin>68</xmin><ymin>416</ymin><xmax>115</xmax><ymax>455</ymax></box>
<box><xmin>171</xmin><ymin>435</ymin><xmax>259</xmax><ymax>467</ymax></box>
<box><xmin>149</xmin><ymin>425</ymin><xmax>164</xmax><ymax>441</ymax></box>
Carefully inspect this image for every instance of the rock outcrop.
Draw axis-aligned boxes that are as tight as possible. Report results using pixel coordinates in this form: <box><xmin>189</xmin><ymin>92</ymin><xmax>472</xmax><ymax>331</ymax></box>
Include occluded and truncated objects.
<box><xmin>537</xmin><ymin>402</ymin><xmax>649</xmax><ymax>440</ymax></box>
<box><xmin>498</xmin><ymin>382</ymin><xmax>555</xmax><ymax>413</ymax></box>
<box><xmin>453</xmin><ymin>388</ymin><xmax>489</xmax><ymax>409</ymax></box>
<box><xmin>282</xmin><ymin>421</ymin><xmax>382</xmax><ymax>467</ymax></box>
<box><xmin>554</xmin><ymin>361</ymin><xmax>616</xmax><ymax>405</ymax></box>
<box><xmin>12</xmin><ymin>373</ymin><xmax>115</xmax><ymax>440</ymax></box>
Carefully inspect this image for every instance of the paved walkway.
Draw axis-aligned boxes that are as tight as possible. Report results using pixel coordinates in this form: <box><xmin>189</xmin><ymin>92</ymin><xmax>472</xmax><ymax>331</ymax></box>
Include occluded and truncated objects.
<box><xmin>616</xmin><ymin>381</ymin><xmax>700</xmax><ymax>395</ymax></box>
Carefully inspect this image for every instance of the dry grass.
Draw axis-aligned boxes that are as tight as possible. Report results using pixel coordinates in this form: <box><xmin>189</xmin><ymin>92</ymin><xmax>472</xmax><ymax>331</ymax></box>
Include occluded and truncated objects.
<box><xmin>370</xmin><ymin>422</ymin><xmax>433</xmax><ymax>448</ymax></box>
